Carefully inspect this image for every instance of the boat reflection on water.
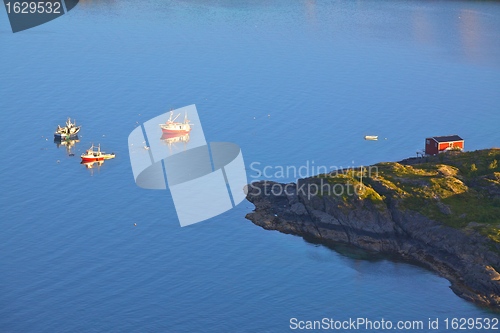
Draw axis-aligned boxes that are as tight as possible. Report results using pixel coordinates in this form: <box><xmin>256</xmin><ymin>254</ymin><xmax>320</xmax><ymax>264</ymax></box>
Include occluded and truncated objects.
<box><xmin>81</xmin><ymin>160</ymin><xmax>104</xmax><ymax>169</ymax></box>
<box><xmin>160</xmin><ymin>132</ymin><xmax>190</xmax><ymax>153</ymax></box>
<box><xmin>81</xmin><ymin>160</ymin><xmax>105</xmax><ymax>176</ymax></box>
<box><xmin>54</xmin><ymin>137</ymin><xmax>80</xmax><ymax>156</ymax></box>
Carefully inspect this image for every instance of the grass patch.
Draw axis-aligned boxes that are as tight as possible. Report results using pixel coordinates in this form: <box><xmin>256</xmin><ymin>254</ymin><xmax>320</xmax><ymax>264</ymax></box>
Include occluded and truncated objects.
<box><xmin>370</xmin><ymin>149</ymin><xmax>500</xmax><ymax>241</ymax></box>
<box><xmin>313</xmin><ymin>149</ymin><xmax>500</xmax><ymax>242</ymax></box>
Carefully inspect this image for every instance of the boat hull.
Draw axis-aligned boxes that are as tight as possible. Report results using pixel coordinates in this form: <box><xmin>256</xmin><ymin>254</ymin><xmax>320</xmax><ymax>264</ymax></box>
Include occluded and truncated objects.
<box><xmin>81</xmin><ymin>157</ymin><xmax>105</xmax><ymax>162</ymax></box>
<box><xmin>54</xmin><ymin>133</ymin><xmax>79</xmax><ymax>140</ymax></box>
<box><xmin>161</xmin><ymin>128</ymin><xmax>191</xmax><ymax>135</ymax></box>
<box><xmin>81</xmin><ymin>154</ymin><xmax>115</xmax><ymax>162</ymax></box>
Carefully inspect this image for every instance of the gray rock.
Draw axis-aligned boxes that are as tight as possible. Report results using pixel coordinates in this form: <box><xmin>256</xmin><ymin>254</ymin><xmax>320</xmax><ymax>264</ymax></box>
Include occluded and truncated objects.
<box><xmin>437</xmin><ymin>202</ymin><xmax>452</xmax><ymax>215</ymax></box>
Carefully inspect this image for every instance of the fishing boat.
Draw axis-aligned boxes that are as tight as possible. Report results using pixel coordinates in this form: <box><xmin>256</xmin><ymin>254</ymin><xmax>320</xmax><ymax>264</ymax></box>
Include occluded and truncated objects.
<box><xmin>364</xmin><ymin>135</ymin><xmax>378</xmax><ymax>141</ymax></box>
<box><xmin>80</xmin><ymin>144</ymin><xmax>115</xmax><ymax>162</ymax></box>
<box><xmin>54</xmin><ymin>118</ymin><xmax>81</xmax><ymax>140</ymax></box>
<box><xmin>159</xmin><ymin>111</ymin><xmax>192</xmax><ymax>134</ymax></box>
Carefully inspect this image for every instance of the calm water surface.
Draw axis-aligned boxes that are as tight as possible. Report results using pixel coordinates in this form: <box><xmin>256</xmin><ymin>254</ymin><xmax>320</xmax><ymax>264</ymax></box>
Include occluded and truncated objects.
<box><xmin>1</xmin><ymin>1</ymin><xmax>500</xmax><ymax>332</ymax></box>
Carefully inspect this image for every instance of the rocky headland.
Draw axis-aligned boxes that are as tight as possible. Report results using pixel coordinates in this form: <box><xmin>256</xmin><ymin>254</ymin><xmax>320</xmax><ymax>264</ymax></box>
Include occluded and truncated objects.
<box><xmin>245</xmin><ymin>149</ymin><xmax>500</xmax><ymax>309</ymax></box>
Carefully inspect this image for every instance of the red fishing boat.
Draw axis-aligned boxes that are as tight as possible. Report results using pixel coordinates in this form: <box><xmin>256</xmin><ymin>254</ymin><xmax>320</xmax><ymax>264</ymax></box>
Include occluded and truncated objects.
<box><xmin>159</xmin><ymin>111</ymin><xmax>192</xmax><ymax>134</ymax></box>
<box><xmin>81</xmin><ymin>144</ymin><xmax>115</xmax><ymax>162</ymax></box>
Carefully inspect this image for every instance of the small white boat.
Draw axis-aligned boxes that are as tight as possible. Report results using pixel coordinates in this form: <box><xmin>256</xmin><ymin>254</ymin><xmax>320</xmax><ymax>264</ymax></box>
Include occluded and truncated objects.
<box><xmin>364</xmin><ymin>135</ymin><xmax>378</xmax><ymax>141</ymax></box>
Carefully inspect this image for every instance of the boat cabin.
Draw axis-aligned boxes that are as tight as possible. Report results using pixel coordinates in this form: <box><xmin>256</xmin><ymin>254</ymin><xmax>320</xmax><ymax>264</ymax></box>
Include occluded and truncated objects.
<box><xmin>425</xmin><ymin>135</ymin><xmax>464</xmax><ymax>155</ymax></box>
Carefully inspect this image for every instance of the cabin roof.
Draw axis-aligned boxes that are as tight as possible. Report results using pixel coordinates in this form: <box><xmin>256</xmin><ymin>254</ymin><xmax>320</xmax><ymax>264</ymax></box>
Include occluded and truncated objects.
<box><xmin>430</xmin><ymin>135</ymin><xmax>463</xmax><ymax>142</ymax></box>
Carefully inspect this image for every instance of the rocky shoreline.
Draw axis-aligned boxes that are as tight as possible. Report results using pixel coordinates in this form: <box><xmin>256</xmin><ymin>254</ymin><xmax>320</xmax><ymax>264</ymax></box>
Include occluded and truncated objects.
<box><xmin>245</xmin><ymin>152</ymin><xmax>500</xmax><ymax>310</ymax></box>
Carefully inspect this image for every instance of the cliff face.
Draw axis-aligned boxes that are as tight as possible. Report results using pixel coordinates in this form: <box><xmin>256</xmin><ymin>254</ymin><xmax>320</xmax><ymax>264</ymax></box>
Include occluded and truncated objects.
<box><xmin>245</xmin><ymin>150</ymin><xmax>500</xmax><ymax>309</ymax></box>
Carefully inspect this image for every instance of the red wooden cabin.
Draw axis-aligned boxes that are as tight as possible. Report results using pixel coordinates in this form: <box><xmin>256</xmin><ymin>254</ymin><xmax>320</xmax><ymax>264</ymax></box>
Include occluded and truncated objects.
<box><xmin>425</xmin><ymin>135</ymin><xmax>464</xmax><ymax>155</ymax></box>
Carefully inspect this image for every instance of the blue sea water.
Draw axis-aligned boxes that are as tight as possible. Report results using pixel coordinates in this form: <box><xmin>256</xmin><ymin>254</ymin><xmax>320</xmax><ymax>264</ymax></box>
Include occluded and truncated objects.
<box><xmin>1</xmin><ymin>1</ymin><xmax>500</xmax><ymax>332</ymax></box>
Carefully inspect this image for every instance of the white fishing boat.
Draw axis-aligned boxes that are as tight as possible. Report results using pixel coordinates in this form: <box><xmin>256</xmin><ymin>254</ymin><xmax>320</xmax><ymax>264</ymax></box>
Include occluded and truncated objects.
<box><xmin>159</xmin><ymin>111</ymin><xmax>192</xmax><ymax>134</ymax></box>
<box><xmin>364</xmin><ymin>135</ymin><xmax>378</xmax><ymax>141</ymax></box>
<box><xmin>54</xmin><ymin>118</ymin><xmax>81</xmax><ymax>140</ymax></box>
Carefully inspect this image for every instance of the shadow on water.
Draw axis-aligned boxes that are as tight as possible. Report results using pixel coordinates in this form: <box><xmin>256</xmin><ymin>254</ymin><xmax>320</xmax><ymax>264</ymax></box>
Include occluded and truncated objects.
<box><xmin>302</xmin><ymin>234</ymin><xmax>390</xmax><ymax>262</ymax></box>
<box><xmin>301</xmin><ymin>233</ymin><xmax>451</xmax><ymax>274</ymax></box>
<box><xmin>300</xmin><ymin>234</ymin><xmax>500</xmax><ymax>314</ymax></box>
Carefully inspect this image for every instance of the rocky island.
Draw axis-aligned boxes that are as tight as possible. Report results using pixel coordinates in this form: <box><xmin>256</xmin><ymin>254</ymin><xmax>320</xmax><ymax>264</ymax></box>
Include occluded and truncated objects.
<box><xmin>245</xmin><ymin>149</ymin><xmax>500</xmax><ymax>309</ymax></box>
